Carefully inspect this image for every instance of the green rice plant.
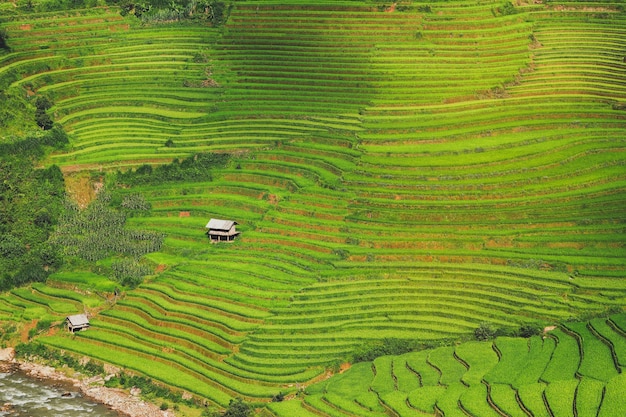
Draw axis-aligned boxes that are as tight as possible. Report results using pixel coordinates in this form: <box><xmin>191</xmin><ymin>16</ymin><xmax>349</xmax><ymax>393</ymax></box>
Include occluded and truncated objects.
<box><xmin>323</xmin><ymin>392</ymin><xmax>381</xmax><ymax>417</ymax></box>
<box><xmin>268</xmin><ymin>399</ymin><xmax>323</xmax><ymax>417</ymax></box>
<box><xmin>354</xmin><ymin>391</ymin><xmax>386</xmax><ymax>414</ymax></box>
<box><xmin>598</xmin><ymin>373</ymin><xmax>626</xmax><ymax>417</ymax></box>
<box><xmin>609</xmin><ymin>314</ymin><xmax>626</xmax><ymax>334</ymax></box>
<box><xmin>392</xmin><ymin>357</ymin><xmax>421</xmax><ymax>393</ymax></box>
<box><xmin>455</xmin><ymin>341</ymin><xmax>498</xmax><ymax>386</ymax></box>
<box><xmin>303</xmin><ymin>394</ymin><xmax>355</xmax><ymax>417</ymax></box>
<box><xmin>484</xmin><ymin>337</ymin><xmax>528</xmax><ymax>385</ymax></box>
<box><xmin>435</xmin><ymin>383</ymin><xmax>468</xmax><ymax>417</ymax></box>
<box><xmin>114</xmin><ymin>296</ymin><xmax>255</xmax><ymax>337</ymax></box>
<box><xmin>595</xmin><ymin>315</ymin><xmax>626</xmax><ymax>367</ymax></box>
<box><xmin>541</xmin><ymin>329</ymin><xmax>580</xmax><ymax>382</ymax></box>
<box><xmin>139</xmin><ymin>282</ymin><xmax>272</xmax><ymax>319</ymax></box>
<box><xmin>370</xmin><ymin>356</ymin><xmax>395</xmax><ymax>394</ymax></box>
<box><xmin>564</xmin><ymin>321</ymin><xmax>619</xmax><ymax>382</ymax></box>
<box><xmin>74</xmin><ymin>329</ymin><xmax>280</xmax><ymax>398</ymax></box>
<box><xmin>575</xmin><ymin>378</ymin><xmax>605</xmax><ymax>417</ymax></box>
<box><xmin>32</xmin><ymin>283</ymin><xmax>103</xmax><ymax>309</ymax></box>
<box><xmin>514</xmin><ymin>336</ymin><xmax>555</xmax><ymax>387</ymax></box>
<box><xmin>517</xmin><ymin>383</ymin><xmax>550</xmax><ymax>417</ymax></box>
<box><xmin>324</xmin><ymin>362</ymin><xmax>373</xmax><ymax>398</ymax></box>
<box><xmin>404</xmin><ymin>350</ymin><xmax>441</xmax><ymax>387</ymax></box>
<box><xmin>459</xmin><ymin>383</ymin><xmax>502</xmax><ymax>417</ymax></box>
<box><xmin>10</xmin><ymin>288</ymin><xmax>75</xmax><ymax>316</ymax></box>
<box><xmin>428</xmin><ymin>347</ymin><xmax>466</xmax><ymax>386</ymax></box>
<box><xmin>488</xmin><ymin>384</ymin><xmax>527</xmax><ymax>417</ymax></box>
<box><xmin>41</xmin><ymin>333</ymin><xmax>233</xmax><ymax>406</ymax></box>
<box><xmin>379</xmin><ymin>390</ymin><xmax>422</xmax><ymax>417</ymax></box>
<box><xmin>544</xmin><ymin>379</ymin><xmax>578</xmax><ymax>417</ymax></box>
<box><xmin>96</xmin><ymin>311</ymin><xmax>233</xmax><ymax>355</ymax></box>
<box><xmin>406</xmin><ymin>386</ymin><xmax>446</xmax><ymax>413</ymax></box>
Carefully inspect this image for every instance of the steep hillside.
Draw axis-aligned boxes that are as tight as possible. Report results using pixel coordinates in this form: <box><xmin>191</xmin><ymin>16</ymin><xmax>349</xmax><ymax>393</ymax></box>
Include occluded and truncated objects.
<box><xmin>0</xmin><ymin>0</ymin><xmax>625</xmax><ymax>414</ymax></box>
<box><xmin>298</xmin><ymin>313</ymin><xmax>626</xmax><ymax>417</ymax></box>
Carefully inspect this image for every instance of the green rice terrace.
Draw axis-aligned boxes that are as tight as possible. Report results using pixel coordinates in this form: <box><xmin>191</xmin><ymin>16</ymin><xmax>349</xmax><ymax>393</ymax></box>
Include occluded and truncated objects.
<box><xmin>0</xmin><ymin>0</ymin><xmax>625</xmax><ymax>415</ymax></box>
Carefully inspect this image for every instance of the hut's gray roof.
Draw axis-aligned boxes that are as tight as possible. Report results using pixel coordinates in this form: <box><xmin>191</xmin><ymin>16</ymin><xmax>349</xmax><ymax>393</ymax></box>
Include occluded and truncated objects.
<box><xmin>206</xmin><ymin>219</ymin><xmax>236</xmax><ymax>231</ymax></box>
<box><xmin>66</xmin><ymin>314</ymin><xmax>89</xmax><ymax>326</ymax></box>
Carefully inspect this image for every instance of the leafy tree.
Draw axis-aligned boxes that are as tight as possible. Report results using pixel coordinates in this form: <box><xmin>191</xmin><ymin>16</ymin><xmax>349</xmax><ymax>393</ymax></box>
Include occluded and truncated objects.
<box><xmin>34</xmin><ymin>95</ymin><xmax>54</xmax><ymax>130</ymax></box>
<box><xmin>0</xmin><ymin>29</ymin><xmax>9</xmax><ymax>51</ymax></box>
<box><xmin>0</xmin><ymin>147</ymin><xmax>65</xmax><ymax>291</ymax></box>
<box><xmin>517</xmin><ymin>324</ymin><xmax>542</xmax><ymax>338</ymax></box>
<box><xmin>498</xmin><ymin>1</ymin><xmax>517</xmax><ymax>16</ymax></box>
<box><xmin>116</xmin><ymin>152</ymin><xmax>229</xmax><ymax>186</ymax></box>
<box><xmin>35</xmin><ymin>108</ymin><xmax>53</xmax><ymax>130</ymax></box>
<box><xmin>351</xmin><ymin>338</ymin><xmax>421</xmax><ymax>362</ymax></box>
<box><xmin>271</xmin><ymin>392</ymin><xmax>284</xmax><ymax>402</ymax></box>
<box><xmin>34</xmin><ymin>96</ymin><xmax>53</xmax><ymax>111</ymax></box>
<box><xmin>474</xmin><ymin>323</ymin><xmax>497</xmax><ymax>341</ymax></box>
<box><xmin>223</xmin><ymin>398</ymin><xmax>253</xmax><ymax>417</ymax></box>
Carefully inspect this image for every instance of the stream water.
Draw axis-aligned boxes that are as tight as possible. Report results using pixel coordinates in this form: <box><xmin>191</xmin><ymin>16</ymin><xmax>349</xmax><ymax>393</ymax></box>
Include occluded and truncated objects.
<box><xmin>0</xmin><ymin>369</ymin><xmax>122</xmax><ymax>417</ymax></box>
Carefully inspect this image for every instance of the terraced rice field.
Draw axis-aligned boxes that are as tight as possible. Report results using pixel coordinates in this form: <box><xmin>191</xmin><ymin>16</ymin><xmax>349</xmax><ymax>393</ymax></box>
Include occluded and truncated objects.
<box><xmin>1</xmin><ymin>0</ymin><xmax>625</xmax><ymax>412</ymax></box>
<box><xmin>304</xmin><ymin>314</ymin><xmax>626</xmax><ymax>417</ymax></box>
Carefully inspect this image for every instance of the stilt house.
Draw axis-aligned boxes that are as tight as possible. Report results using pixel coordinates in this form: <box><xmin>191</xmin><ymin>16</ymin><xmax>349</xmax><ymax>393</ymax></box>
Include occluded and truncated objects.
<box><xmin>66</xmin><ymin>314</ymin><xmax>90</xmax><ymax>333</ymax></box>
<box><xmin>206</xmin><ymin>218</ymin><xmax>239</xmax><ymax>242</ymax></box>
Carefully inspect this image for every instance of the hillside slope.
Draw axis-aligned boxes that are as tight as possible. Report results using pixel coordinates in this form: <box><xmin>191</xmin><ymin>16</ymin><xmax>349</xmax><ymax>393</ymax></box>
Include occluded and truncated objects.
<box><xmin>0</xmin><ymin>0</ymin><xmax>625</xmax><ymax>413</ymax></box>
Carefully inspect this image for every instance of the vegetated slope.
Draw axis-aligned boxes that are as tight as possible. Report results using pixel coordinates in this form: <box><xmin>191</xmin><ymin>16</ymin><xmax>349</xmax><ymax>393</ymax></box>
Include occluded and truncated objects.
<box><xmin>297</xmin><ymin>314</ymin><xmax>626</xmax><ymax>417</ymax></box>
<box><xmin>1</xmin><ymin>0</ymin><xmax>625</xmax><ymax>410</ymax></box>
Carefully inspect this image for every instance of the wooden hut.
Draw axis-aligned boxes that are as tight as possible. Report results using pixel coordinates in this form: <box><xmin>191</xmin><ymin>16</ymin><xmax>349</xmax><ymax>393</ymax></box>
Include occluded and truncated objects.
<box><xmin>206</xmin><ymin>218</ymin><xmax>239</xmax><ymax>242</ymax></box>
<box><xmin>66</xmin><ymin>314</ymin><xmax>90</xmax><ymax>333</ymax></box>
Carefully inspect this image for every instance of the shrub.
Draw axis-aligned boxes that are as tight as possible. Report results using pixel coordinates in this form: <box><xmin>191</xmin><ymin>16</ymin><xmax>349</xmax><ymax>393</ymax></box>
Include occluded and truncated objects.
<box><xmin>271</xmin><ymin>392</ymin><xmax>284</xmax><ymax>402</ymax></box>
<box><xmin>223</xmin><ymin>398</ymin><xmax>252</xmax><ymax>417</ymax></box>
<box><xmin>34</xmin><ymin>96</ymin><xmax>54</xmax><ymax>130</ymax></box>
<box><xmin>41</xmin><ymin>125</ymin><xmax>69</xmax><ymax>149</ymax></box>
<box><xmin>517</xmin><ymin>324</ymin><xmax>542</xmax><ymax>338</ymax></box>
<box><xmin>474</xmin><ymin>323</ymin><xmax>496</xmax><ymax>341</ymax></box>
<box><xmin>35</xmin><ymin>109</ymin><xmax>53</xmax><ymax>130</ymax></box>
<box><xmin>352</xmin><ymin>338</ymin><xmax>419</xmax><ymax>363</ymax></box>
<box><xmin>116</xmin><ymin>152</ymin><xmax>229</xmax><ymax>186</ymax></box>
<box><xmin>0</xmin><ymin>29</ymin><xmax>10</xmax><ymax>51</ymax></box>
<box><xmin>498</xmin><ymin>1</ymin><xmax>517</xmax><ymax>16</ymax></box>
<box><xmin>15</xmin><ymin>343</ymin><xmax>105</xmax><ymax>376</ymax></box>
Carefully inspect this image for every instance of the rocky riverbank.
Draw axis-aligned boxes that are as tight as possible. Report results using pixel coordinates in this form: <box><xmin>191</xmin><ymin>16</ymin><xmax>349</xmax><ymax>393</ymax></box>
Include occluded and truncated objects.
<box><xmin>0</xmin><ymin>348</ymin><xmax>175</xmax><ymax>417</ymax></box>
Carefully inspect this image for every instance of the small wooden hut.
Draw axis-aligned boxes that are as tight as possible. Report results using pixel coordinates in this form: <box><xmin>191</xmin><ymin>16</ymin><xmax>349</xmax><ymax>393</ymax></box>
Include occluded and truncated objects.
<box><xmin>206</xmin><ymin>218</ymin><xmax>239</xmax><ymax>242</ymax></box>
<box><xmin>66</xmin><ymin>314</ymin><xmax>90</xmax><ymax>333</ymax></box>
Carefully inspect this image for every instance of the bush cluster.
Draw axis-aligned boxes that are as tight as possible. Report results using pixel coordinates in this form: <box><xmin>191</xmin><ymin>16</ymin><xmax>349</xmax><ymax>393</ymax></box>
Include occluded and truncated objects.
<box><xmin>34</xmin><ymin>96</ymin><xmax>53</xmax><ymax>130</ymax></box>
<box><xmin>202</xmin><ymin>398</ymin><xmax>252</xmax><ymax>417</ymax></box>
<box><xmin>105</xmin><ymin>372</ymin><xmax>194</xmax><ymax>406</ymax></box>
<box><xmin>474</xmin><ymin>323</ymin><xmax>543</xmax><ymax>341</ymax></box>
<box><xmin>351</xmin><ymin>338</ymin><xmax>421</xmax><ymax>363</ymax></box>
<box><xmin>117</xmin><ymin>0</ymin><xmax>231</xmax><ymax>26</ymax></box>
<box><xmin>116</xmin><ymin>152</ymin><xmax>229</xmax><ymax>186</ymax></box>
<box><xmin>0</xmin><ymin>29</ymin><xmax>9</xmax><ymax>51</ymax></box>
<box><xmin>0</xmin><ymin>139</ymin><xmax>65</xmax><ymax>291</ymax></box>
<box><xmin>15</xmin><ymin>343</ymin><xmax>105</xmax><ymax>376</ymax></box>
